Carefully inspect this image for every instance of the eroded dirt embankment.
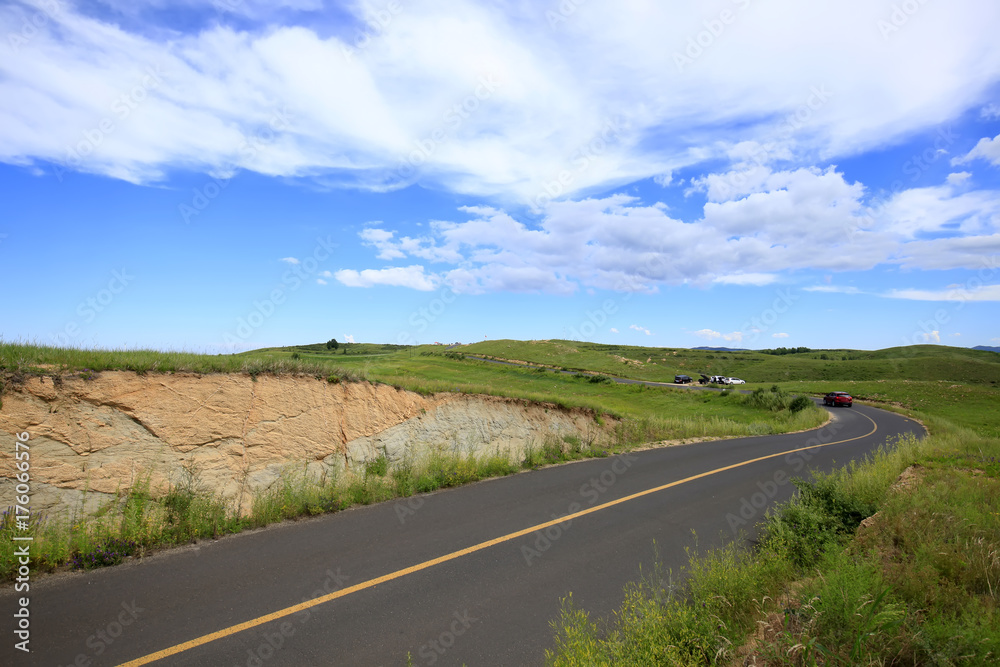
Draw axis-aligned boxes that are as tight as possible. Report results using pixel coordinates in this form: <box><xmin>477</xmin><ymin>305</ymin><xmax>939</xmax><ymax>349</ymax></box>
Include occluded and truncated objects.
<box><xmin>0</xmin><ymin>372</ymin><xmax>603</xmax><ymax>517</ymax></box>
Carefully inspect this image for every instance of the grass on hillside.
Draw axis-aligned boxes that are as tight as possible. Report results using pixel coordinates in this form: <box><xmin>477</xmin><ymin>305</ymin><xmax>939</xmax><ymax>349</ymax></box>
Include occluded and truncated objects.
<box><xmin>546</xmin><ymin>384</ymin><xmax>1000</xmax><ymax>664</ymax></box>
<box><xmin>0</xmin><ymin>342</ymin><xmax>826</xmax><ymax>580</ymax></box>
<box><xmin>458</xmin><ymin>339</ymin><xmax>1000</xmax><ymax>386</ymax></box>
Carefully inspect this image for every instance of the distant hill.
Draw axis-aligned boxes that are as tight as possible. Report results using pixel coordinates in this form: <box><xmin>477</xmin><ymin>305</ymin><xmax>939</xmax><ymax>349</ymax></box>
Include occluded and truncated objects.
<box><xmin>973</xmin><ymin>345</ymin><xmax>1000</xmax><ymax>353</ymax></box>
<box><xmin>457</xmin><ymin>339</ymin><xmax>1000</xmax><ymax>385</ymax></box>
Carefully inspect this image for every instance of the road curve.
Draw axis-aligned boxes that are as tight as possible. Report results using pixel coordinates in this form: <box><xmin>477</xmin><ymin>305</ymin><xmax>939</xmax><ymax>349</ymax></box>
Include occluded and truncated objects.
<box><xmin>2</xmin><ymin>403</ymin><xmax>922</xmax><ymax>667</ymax></box>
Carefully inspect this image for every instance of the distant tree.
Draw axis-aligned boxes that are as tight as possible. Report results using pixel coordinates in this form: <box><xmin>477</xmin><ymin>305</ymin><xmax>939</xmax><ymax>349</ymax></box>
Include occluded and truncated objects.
<box><xmin>326</xmin><ymin>338</ymin><xmax>339</xmax><ymax>350</ymax></box>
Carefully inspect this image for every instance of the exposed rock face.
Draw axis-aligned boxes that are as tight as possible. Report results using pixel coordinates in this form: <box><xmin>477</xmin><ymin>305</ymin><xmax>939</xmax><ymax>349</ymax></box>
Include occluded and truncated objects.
<box><xmin>0</xmin><ymin>372</ymin><xmax>600</xmax><ymax>517</ymax></box>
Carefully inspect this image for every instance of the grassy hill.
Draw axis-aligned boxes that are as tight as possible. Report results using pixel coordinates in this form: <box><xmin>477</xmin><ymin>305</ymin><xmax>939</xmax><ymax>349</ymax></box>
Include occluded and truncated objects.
<box><xmin>456</xmin><ymin>339</ymin><xmax>1000</xmax><ymax>385</ymax></box>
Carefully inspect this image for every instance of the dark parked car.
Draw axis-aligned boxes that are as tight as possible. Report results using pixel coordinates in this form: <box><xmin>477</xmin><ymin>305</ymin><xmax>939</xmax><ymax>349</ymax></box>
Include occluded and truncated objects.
<box><xmin>823</xmin><ymin>391</ymin><xmax>853</xmax><ymax>407</ymax></box>
<box><xmin>674</xmin><ymin>374</ymin><xmax>693</xmax><ymax>384</ymax></box>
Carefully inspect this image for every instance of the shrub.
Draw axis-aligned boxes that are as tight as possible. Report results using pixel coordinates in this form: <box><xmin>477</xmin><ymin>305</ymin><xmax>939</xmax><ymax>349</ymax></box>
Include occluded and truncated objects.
<box><xmin>364</xmin><ymin>453</ymin><xmax>389</xmax><ymax>478</ymax></box>
<box><xmin>789</xmin><ymin>395</ymin><xmax>812</xmax><ymax>413</ymax></box>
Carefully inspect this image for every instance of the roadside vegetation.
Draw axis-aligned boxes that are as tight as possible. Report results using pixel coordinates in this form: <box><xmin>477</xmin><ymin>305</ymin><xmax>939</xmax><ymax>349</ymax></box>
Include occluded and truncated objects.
<box><xmin>4</xmin><ymin>338</ymin><xmax>998</xmax><ymax>662</ymax></box>
<box><xmin>459</xmin><ymin>339</ymin><xmax>1000</xmax><ymax>386</ymax></box>
<box><xmin>0</xmin><ymin>435</ymin><xmax>617</xmax><ymax>579</ymax></box>
<box><xmin>546</xmin><ymin>372</ymin><xmax>1000</xmax><ymax>664</ymax></box>
<box><xmin>0</xmin><ymin>341</ymin><xmax>824</xmax><ymax>580</ymax></box>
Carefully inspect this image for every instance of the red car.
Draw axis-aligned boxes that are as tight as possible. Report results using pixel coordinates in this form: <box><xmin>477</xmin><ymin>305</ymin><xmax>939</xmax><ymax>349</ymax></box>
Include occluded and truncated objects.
<box><xmin>823</xmin><ymin>391</ymin><xmax>853</xmax><ymax>407</ymax></box>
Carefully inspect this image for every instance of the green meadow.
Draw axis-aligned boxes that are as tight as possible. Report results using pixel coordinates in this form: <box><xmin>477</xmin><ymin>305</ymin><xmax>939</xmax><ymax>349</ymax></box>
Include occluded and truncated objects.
<box><xmin>2</xmin><ymin>339</ymin><xmax>999</xmax><ymax>664</ymax></box>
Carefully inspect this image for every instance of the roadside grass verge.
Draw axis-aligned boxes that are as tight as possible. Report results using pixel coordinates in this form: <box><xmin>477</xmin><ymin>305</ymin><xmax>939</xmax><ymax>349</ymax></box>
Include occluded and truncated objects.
<box><xmin>0</xmin><ymin>340</ymin><xmax>368</xmax><ymax>383</ymax></box>
<box><xmin>546</xmin><ymin>397</ymin><xmax>1000</xmax><ymax>665</ymax></box>
<box><xmin>0</xmin><ymin>432</ymin><xmax>636</xmax><ymax>581</ymax></box>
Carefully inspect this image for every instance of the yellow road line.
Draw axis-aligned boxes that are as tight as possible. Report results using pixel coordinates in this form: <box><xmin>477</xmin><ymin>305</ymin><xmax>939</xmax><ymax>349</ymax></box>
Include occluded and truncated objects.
<box><xmin>120</xmin><ymin>411</ymin><xmax>878</xmax><ymax>666</ymax></box>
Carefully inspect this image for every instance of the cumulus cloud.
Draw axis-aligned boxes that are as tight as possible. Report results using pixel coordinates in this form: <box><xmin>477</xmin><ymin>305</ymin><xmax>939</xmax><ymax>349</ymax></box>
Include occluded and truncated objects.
<box><xmin>337</xmin><ymin>164</ymin><xmax>1000</xmax><ymax>294</ymax></box>
<box><xmin>334</xmin><ymin>265</ymin><xmax>438</xmax><ymax>290</ymax></box>
<box><xmin>693</xmin><ymin>329</ymin><xmax>722</xmax><ymax>340</ymax></box>
<box><xmin>629</xmin><ymin>324</ymin><xmax>652</xmax><ymax>336</ymax></box>
<box><xmin>952</xmin><ymin>133</ymin><xmax>1000</xmax><ymax>167</ymax></box>
<box><xmin>610</xmin><ymin>327</ymin><xmax>619</xmax><ymax>333</ymax></box>
<box><xmin>772</xmin><ymin>332</ymin><xmax>790</xmax><ymax>338</ymax></box>
<box><xmin>280</xmin><ymin>257</ymin><xmax>300</xmax><ymax>264</ymax></box>
<box><xmin>343</xmin><ymin>334</ymin><xmax>355</xmax><ymax>344</ymax></box>
<box><xmin>3</xmin><ymin>1</ymin><xmax>1000</xmax><ymax>201</ymax></box>
<box><xmin>692</xmin><ymin>329</ymin><xmax>743</xmax><ymax>342</ymax></box>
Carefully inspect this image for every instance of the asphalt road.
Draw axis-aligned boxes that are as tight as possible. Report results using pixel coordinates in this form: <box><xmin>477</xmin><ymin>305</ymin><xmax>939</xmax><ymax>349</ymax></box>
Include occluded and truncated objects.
<box><xmin>2</xmin><ymin>403</ymin><xmax>922</xmax><ymax>667</ymax></box>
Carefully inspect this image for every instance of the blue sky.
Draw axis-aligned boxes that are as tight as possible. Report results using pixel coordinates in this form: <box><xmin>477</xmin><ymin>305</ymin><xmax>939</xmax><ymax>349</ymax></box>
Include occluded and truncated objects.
<box><xmin>2</xmin><ymin>0</ymin><xmax>1000</xmax><ymax>352</ymax></box>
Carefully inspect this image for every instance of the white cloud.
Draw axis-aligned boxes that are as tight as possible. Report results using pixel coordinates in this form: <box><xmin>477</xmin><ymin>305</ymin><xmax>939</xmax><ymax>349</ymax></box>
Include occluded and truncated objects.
<box><xmin>803</xmin><ymin>285</ymin><xmax>863</xmax><ymax>294</ymax></box>
<box><xmin>334</xmin><ymin>265</ymin><xmax>438</xmax><ymax>290</ymax></box>
<box><xmin>343</xmin><ymin>334</ymin><xmax>355</xmax><ymax>344</ymax></box>
<box><xmin>951</xmin><ymin>332</ymin><xmax>962</xmax><ymax>337</ymax></box>
<box><xmin>338</xmin><ymin>161</ymin><xmax>1000</xmax><ymax>293</ymax></box>
<box><xmin>3</xmin><ymin>1</ymin><xmax>1000</xmax><ymax>201</ymax></box>
<box><xmin>653</xmin><ymin>171</ymin><xmax>673</xmax><ymax>187</ymax></box>
<box><xmin>713</xmin><ymin>273</ymin><xmax>778</xmax><ymax>286</ymax></box>
<box><xmin>772</xmin><ymin>332</ymin><xmax>790</xmax><ymax>338</ymax></box>
<box><xmin>982</xmin><ymin>104</ymin><xmax>1000</xmax><ymax>120</ymax></box>
<box><xmin>280</xmin><ymin>257</ymin><xmax>299</xmax><ymax>264</ymax></box>
<box><xmin>921</xmin><ymin>331</ymin><xmax>941</xmax><ymax>344</ymax></box>
<box><xmin>692</xmin><ymin>329</ymin><xmax>743</xmax><ymax>343</ymax></box>
<box><xmin>319</xmin><ymin>270</ymin><xmax>333</xmax><ymax>278</ymax></box>
<box><xmin>316</xmin><ymin>278</ymin><xmax>327</xmax><ymax>285</ymax></box>
<box><xmin>946</xmin><ymin>171</ymin><xmax>972</xmax><ymax>186</ymax></box>
<box><xmin>610</xmin><ymin>327</ymin><xmax>619</xmax><ymax>333</ymax></box>
<box><xmin>883</xmin><ymin>284</ymin><xmax>1000</xmax><ymax>302</ymax></box>
<box><xmin>629</xmin><ymin>324</ymin><xmax>652</xmax><ymax>336</ymax></box>
<box><xmin>953</xmin><ymin>133</ymin><xmax>1000</xmax><ymax>167</ymax></box>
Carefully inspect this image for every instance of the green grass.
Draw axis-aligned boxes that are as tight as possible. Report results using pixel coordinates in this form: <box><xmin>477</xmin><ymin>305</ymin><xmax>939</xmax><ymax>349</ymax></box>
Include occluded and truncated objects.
<box><xmin>546</xmin><ymin>381</ymin><xmax>1000</xmax><ymax>665</ymax></box>
<box><xmin>1</xmin><ymin>341</ymin><xmax>827</xmax><ymax>440</ymax></box>
<box><xmin>458</xmin><ymin>339</ymin><xmax>1000</xmax><ymax>386</ymax></box>
<box><xmin>0</xmin><ymin>436</ymin><xmax>633</xmax><ymax>580</ymax></box>
<box><xmin>773</xmin><ymin>379</ymin><xmax>1000</xmax><ymax>437</ymax></box>
<box><xmin>7</xmin><ymin>335</ymin><xmax>1000</xmax><ymax>662</ymax></box>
